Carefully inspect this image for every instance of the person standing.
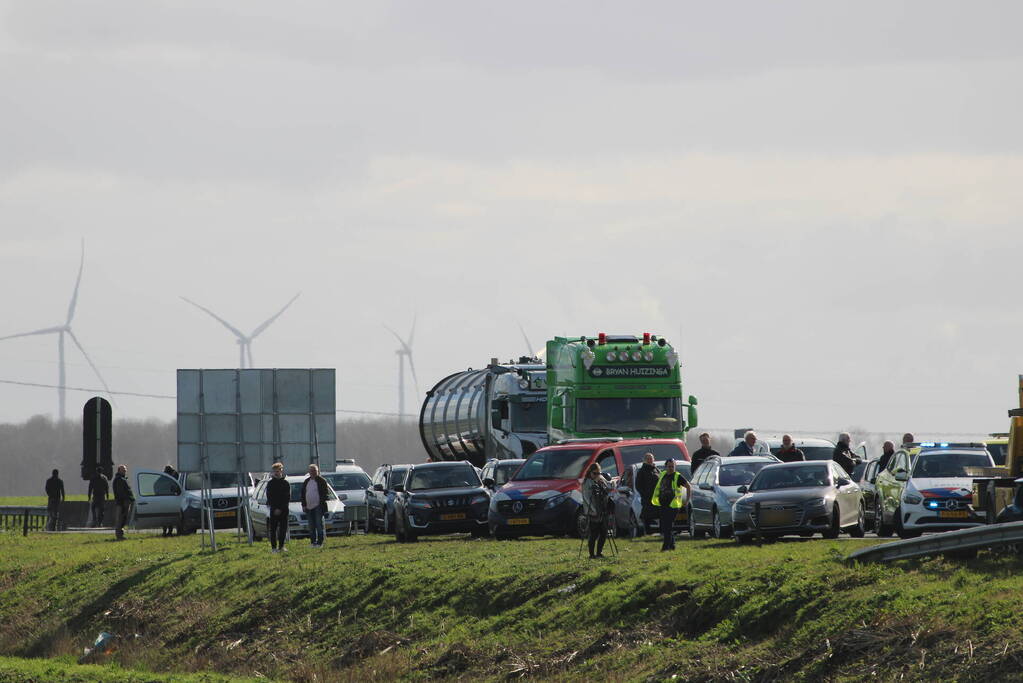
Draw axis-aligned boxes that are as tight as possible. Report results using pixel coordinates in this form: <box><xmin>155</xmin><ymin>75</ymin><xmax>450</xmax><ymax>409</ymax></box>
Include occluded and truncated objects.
<box><xmin>901</xmin><ymin>433</ymin><xmax>915</xmax><ymax>447</ymax></box>
<box><xmin>635</xmin><ymin>453</ymin><xmax>660</xmax><ymax>533</ymax></box>
<box><xmin>832</xmin><ymin>433</ymin><xmax>856</xmax><ymax>475</ymax></box>
<box><xmin>87</xmin><ymin>470</ymin><xmax>109</xmax><ymax>527</ymax></box>
<box><xmin>301</xmin><ymin>464</ymin><xmax>329</xmax><ymax>548</ymax></box>
<box><xmin>266</xmin><ymin>462</ymin><xmax>291</xmax><ymax>553</ymax></box>
<box><xmin>690</xmin><ymin>433</ymin><xmax>719</xmax><ymax>474</ymax></box>
<box><xmin>44</xmin><ymin>469</ymin><xmax>65</xmax><ymax>531</ymax></box>
<box><xmin>581</xmin><ymin>463</ymin><xmax>611</xmax><ymax>559</ymax></box>
<box><xmin>728</xmin><ymin>431</ymin><xmax>758</xmax><ymax>458</ymax></box>
<box><xmin>160</xmin><ymin>465</ymin><xmax>179</xmax><ymax>537</ymax></box>
<box><xmin>877</xmin><ymin>441</ymin><xmax>896</xmax><ymax>472</ymax></box>
<box><xmin>650</xmin><ymin>458</ymin><xmax>690</xmax><ymax>551</ymax></box>
<box><xmin>112</xmin><ymin>465</ymin><xmax>135</xmax><ymax>541</ymax></box>
<box><xmin>776</xmin><ymin>435</ymin><xmax>805</xmax><ymax>463</ymax></box>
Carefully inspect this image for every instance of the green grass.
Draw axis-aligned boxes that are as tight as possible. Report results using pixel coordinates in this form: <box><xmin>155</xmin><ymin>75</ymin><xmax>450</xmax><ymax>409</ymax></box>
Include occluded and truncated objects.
<box><xmin>2</xmin><ymin>530</ymin><xmax>1023</xmax><ymax>681</ymax></box>
<box><xmin>0</xmin><ymin>495</ymin><xmax>88</xmax><ymax>506</ymax></box>
<box><xmin>0</xmin><ymin>655</ymin><xmax>252</xmax><ymax>682</ymax></box>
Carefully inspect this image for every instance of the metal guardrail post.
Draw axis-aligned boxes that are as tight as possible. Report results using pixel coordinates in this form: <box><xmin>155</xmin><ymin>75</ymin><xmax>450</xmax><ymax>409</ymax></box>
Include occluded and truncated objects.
<box><xmin>23</xmin><ymin>507</ymin><xmax>29</xmax><ymax>536</ymax></box>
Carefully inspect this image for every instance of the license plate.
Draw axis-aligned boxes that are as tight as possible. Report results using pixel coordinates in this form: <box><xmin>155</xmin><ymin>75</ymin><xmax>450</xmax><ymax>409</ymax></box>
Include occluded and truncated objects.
<box><xmin>675</xmin><ymin>512</ymin><xmax>687</xmax><ymax>521</ymax></box>
<box><xmin>760</xmin><ymin>510</ymin><xmax>794</xmax><ymax>527</ymax></box>
<box><xmin>440</xmin><ymin>513</ymin><xmax>466</xmax><ymax>521</ymax></box>
<box><xmin>939</xmin><ymin>510</ymin><xmax>968</xmax><ymax>519</ymax></box>
<box><xmin>508</xmin><ymin>517</ymin><xmax>530</xmax><ymax>525</ymax></box>
<box><xmin>214</xmin><ymin>510</ymin><xmax>234</xmax><ymax>519</ymax></box>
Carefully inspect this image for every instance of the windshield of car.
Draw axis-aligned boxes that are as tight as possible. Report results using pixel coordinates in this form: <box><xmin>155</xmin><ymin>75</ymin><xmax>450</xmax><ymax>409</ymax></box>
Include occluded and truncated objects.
<box><xmin>386</xmin><ymin>467</ymin><xmax>408</xmax><ymax>489</ymax></box>
<box><xmin>513</xmin><ymin>449</ymin><xmax>593</xmax><ymax>481</ymax></box>
<box><xmin>494</xmin><ymin>462</ymin><xmax>522</xmax><ymax>485</ymax></box>
<box><xmin>323</xmin><ymin>473</ymin><xmax>371</xmax><ymax>490</ymax></box>
<box><xmin>576</xmin><ymin>397</ymin><xmax>682</xmax><ymax>433</ymax></box>
<box><xmin>620</xmin><ymin>444</ymin><xmax>684</xmax><ymax>467</ymax></box>
<box><xmin>718</xmin><ymin>462</ymin><xmax>772</xmax><ymax>487</ymax></box>
<box><xmin>408</xmin><ymin>466</ymin><xmax>481</xmax><ymax>490</ymax></box>
<box><xmin>185</xmin><ymin>472</ymin><xmax>247</xmax><ymax>490</ymax></box>
<box><xmin>751</xmin><ymin>465</ymin><xmax>830</xmax><ymax>491</ymax></box>
<box><xmin>288</xmin><ymin>481</ymin><xmax>337</xmax><ymax>503</ymax></box>
<box><xmin>511</xmin><ymin>402</ymin><xmax>546</xmax><ymax>433</ymax></box>
<box><xmin>912</xmin><ymin>451</ymin><xmax>992</xmax><ymax>478</ymax></box>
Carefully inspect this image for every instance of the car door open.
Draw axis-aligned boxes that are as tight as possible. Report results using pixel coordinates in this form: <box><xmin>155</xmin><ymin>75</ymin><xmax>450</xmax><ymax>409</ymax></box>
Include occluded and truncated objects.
<box><xmin>134</xmin><ymin>470</ymin><xmax>182</xmax><ymax>530</ymax></box>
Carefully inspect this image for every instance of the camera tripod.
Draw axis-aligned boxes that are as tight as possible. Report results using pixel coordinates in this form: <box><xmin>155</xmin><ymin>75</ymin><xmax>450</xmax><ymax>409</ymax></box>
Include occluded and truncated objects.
<box><xmin>577</xmin><ymin>504</ymin><xmax>619</xmax><ymax>559</ymax></box>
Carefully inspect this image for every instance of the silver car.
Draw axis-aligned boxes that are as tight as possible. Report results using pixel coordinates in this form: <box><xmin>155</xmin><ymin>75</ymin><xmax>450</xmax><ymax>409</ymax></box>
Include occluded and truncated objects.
<box><xmin>322</xmin><ymin>467</ymin><xmax>372</xmax><ymax>532</ymax></box>
<box><xmin>688</xmin><ymin>455</ymin><xmax>778</xmax><ymax>539</ymax></box>
<box><xmin>732</xmin><ymin>461</ymin><xmax>865</xmax><ymax>542</ymax></box>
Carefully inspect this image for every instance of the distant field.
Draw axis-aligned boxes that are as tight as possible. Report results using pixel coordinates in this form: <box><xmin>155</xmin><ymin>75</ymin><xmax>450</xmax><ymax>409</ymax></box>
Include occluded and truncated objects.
<box><xmin>2</xmin><ymin>529</ymin><xmax>1023</xmax><ymax>681</ymax></box>
<box><xmin>0</xmin><ymin>496</ymin><xmax>88</xmax><ymax>506</ymax></box>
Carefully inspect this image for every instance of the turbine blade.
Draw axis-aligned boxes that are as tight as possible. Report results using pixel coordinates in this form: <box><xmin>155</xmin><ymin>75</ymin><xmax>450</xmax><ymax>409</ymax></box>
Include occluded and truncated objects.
<box><xmin>407</xmin><ymin>353</ymin><xmax>420</xmax><ymax>398</ymax></box>
<box><xmin>518</xmin><ymin>323</ymin><xmax>534</xmax><ymax>357</ymax></box>
<box><xmin>0</xmin><ymin>326</ymin><xmax>65</xmax><ymax>342</ymax></box>
<box><xmin>180</xmin><ymin>297</ymin><xmax>247</xmax><ymax>339</ymax></box>
<box><xmin>65</xmin><ymin>239</ymin><xmax>85</xmax><ymax>325</ymax></box>
<box><xmin>383</xmin><ymin>324</ymin><xmax>412</xmax><ymax>354</ymax></box>
<box><xmin>407</xmin><ymin>314</ymin><xmax>417</xmax><ymax>347</ymax></box>
<box><xmin>249</xmin><ymin>292</ymin><xmax>301</xmax><ymax>339</ymax></box>
<box><xmin>66</xmin><ymin>329</ymin><xmax>116</xmax><ymax>405</ymax></box>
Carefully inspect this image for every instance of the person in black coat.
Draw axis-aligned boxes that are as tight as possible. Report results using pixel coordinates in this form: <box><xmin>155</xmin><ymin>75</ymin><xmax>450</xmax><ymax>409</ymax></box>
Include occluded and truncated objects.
<box><xmin>266</xmin><ymin>462</ymin><xmax>292</xmax><ymax>553</ymax></box>
<box><xmin>776</xmin><ymin>435</ymin><xmax>806</xmax><ymax>463</ymax></box>
<box><xmin>690</xmin><ymin>433</ymin><xmax>719</xmax><ymax>473</ymax></box>
<box><xmin>160</xmin><ymin>465</ymin><xmax>180</xmax><ymax>537</ymax></box>
<box><xmin>877</xmin><ymin>441</ymin><xmax>896</xmax><ymax>473</ymax></box>
<box><xmin>832</xmin><ymin>433</ymin><xmax>856</xmax><ymax>475</ymax></box>
<box><xmin>634</xmin><ymin>453</ymin><xmax>660</xmax><ymax>532</ymax></box>
<box><xmin>112</xmin><ymin>465</ymin><xmax>135</xmax><ymax>540</ymax></box>
<box><xmin>88</xmin><ymin>471</ymin><xmax>109</xmax><ymax>527</ymax></box>
<box><xmin>44</xmin><ymin>469</ymin><xmax>65</xmax><ymax>531</ymax></box>
<box><xmin>301</xmin><ymin>464</ymin><xmax>330</xmax><ymax>547</ymax></box>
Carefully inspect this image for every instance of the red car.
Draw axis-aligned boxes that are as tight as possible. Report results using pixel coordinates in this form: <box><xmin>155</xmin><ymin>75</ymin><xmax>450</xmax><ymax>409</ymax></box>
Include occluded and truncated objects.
<box><xmin>488</xmin><ymin>438</ymin><xmax>690</xmax><ymax>538</ymax></box>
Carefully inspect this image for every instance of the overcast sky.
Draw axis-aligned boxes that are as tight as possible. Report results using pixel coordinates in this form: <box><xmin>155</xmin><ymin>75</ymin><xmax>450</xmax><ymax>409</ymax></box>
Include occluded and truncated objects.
<box><xmin>1</xmin><ymin>1</ymin><xmax>1021</xmax><ymax>436</ymax></box>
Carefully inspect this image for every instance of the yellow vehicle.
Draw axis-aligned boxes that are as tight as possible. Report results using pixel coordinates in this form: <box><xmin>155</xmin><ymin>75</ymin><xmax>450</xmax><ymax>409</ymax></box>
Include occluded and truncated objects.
<box><xmin>971</xmin><ymin>377</ymin><xmax>1023</xmax><ymax>519</ymax></box>
<box><xmin>984</xmin><ymin>434</ymin><xmax>1009</xmax><ymax>466</ymax></box>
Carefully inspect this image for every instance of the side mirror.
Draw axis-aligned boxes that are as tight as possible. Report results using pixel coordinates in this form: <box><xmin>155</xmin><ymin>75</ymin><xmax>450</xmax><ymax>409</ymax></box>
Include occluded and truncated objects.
<box><xmin>894</xmin><ymin>471</ymin><xmax>909</xmax><ymax>482</ymax></box>
<box><xmin>337</xmin><ymin>493</ymin><xmax>348</xmax><ymax>501</ymax></box>
<box><xmin>393</xmin><ymin>484</ymin><xmax>404</xmax><ymax>493</ymax></box>
<box><xmin>836</xmin><ymin>477</ymin><xmax>850</xmax><ymax>487</ymax></box>
<box><xmin>549</xmin><ymin>395</ymin><xmax>563</xmax><ymax>429</ymax></box>
<box><xmin>373</xmin><ymin>483</ymin><xmax>384</xmax><ymax>491</ymax></box>
<box><xmin>699</xmin><ymin>483</ymin><xmax>713</xmax><ymax>491</ymax></box>
<box><xmin>736</xmin><ymin>485</ymin><xmax>748</xmax><ymax>494</ymax></box>
<box><xmin>687</xmin><ymin>396</ymin><xmax>699</xmax><ymax>430</ymax></box>
<box><xmin>482</xmin><ymin>477</ymin><xmax>495</xmax><ymax>488</ymax></box>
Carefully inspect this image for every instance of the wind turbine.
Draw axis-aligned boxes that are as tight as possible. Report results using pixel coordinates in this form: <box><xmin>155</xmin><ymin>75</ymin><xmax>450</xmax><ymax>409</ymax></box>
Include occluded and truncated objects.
<box><xmin>384</xmin><ymin>317</ymin><xmax>418</xmax><ymax>422</ymax></box>
<box><xmin>181</xmin><ymin>293</ymin><xmax>301</xmax><ymax>368</ymax></box>
<box><xmin>518</xmin><ymin>323</ymin><xmax>545</xmax><ymax>360</ymax></box>
<box><xmin>0</xmin><ymin>240</ymin><xmax>113</xmax><ymax>421</ymax></box>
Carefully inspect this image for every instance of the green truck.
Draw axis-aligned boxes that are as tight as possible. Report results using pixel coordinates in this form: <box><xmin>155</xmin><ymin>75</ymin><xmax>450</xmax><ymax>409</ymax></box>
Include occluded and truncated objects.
<box><xmin>545</xmin><ymin>333</ymin><xmax>698</xmax><ymax>443</ymax></box>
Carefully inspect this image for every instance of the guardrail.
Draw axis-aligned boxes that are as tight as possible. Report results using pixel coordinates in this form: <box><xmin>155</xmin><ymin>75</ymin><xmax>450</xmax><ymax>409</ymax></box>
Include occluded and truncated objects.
<box><xmin>0</xmin><ymin>506</ymin><xmax>50</xmax><ymax>535</ymax></box>
<box><xmin>847</xmin><ymin>521</ymin><xmax>1023</xmax><ymax>564</ymax></box>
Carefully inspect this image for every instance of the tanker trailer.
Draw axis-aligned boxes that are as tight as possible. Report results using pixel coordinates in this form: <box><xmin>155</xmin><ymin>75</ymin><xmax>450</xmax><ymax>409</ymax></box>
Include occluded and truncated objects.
<box><xmin>419</xmin><ymin>357</ymin><xmax>548</xmax><ymax>467</ymax></box>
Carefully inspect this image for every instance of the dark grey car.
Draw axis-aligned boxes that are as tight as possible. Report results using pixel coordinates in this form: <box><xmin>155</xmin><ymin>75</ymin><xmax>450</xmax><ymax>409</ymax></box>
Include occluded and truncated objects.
<box><xmin>732</xmin><ymin>461</ymin><xmax>865</xmax><ymax>542</ymax></box>
<box><xmin>851</xmin><ymin>459</ymin><xmax>880</xmax><ymax>531</ymax></box>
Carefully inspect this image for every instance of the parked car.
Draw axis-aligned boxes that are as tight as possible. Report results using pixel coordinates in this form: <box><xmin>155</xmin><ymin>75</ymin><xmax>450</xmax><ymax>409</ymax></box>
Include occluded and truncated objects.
<box><xmin>688</xmin><ymin>455</ymin><xmax>777</xmax><ymax>539</ymax></box>
<box><xmin>732</xmin><ymin>460</ymin><xmax>865</xmax><ymax>542</ymax></box>
<box><xmin>480</xmin><ymin>458</ymin><xmax>525</xmax><ymax>492</ymax></box>
<box><xmin>851</xmin><ymin>459</ymin><xmax>881</xmax><ymax>530</ymax></box>
<box><xmin>249</xmin><ymin>475</ymin><xmax>348</xmax><ymax>539</ymax></box>
<box><xmin>874</xmin><ymin>443</ymin><xmax>993</xmax><ymax>539</ymax></box>
<box><xmin>392</xmin><ymin>461</ymin><xmax>490</xmax><ymax>541</ymax></box>
<box><xmin>322</xmin><ymin>465</ymin><xmax>372</xmax><ymax>532</ymax></box>
<box><xmin>133</xmin><ymin>469</ymin><xmax>253</xmax><ymax>534</ymax></box>
<box><xmin>366</xmin><ymin>464</ymin><xmax>411</xmax><ymax>533</ymax></box>
<box><xmin>613</xmin><ymin>460</ymin><xmax>692</xmax><ymax>539</ymax></box>
<box><xmin>489</xmin><ymin>438</ymin><xmax>690</xmax><ymax>539</ymax></box>
<box><xmin>762</xmin><ymin>436</ymin><xmax>837</xmax><ymax>461</ymax></box>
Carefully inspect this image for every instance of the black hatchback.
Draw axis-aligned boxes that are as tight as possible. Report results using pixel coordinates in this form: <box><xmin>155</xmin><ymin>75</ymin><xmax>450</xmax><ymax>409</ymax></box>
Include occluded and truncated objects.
<box><xmin>393</xmin><ymin>461</ymin><xmax>491</xmax><ymax>541</ymax></box>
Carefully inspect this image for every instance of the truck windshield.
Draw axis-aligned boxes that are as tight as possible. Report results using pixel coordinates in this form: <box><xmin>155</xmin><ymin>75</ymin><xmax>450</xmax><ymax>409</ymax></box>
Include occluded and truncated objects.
<box><xmin>576</xmin><ymin>397</ymin><xmax>682</xmax><ymax>433</ymax></box>
<box><xmin>513</xmin><ymin>449</ymin><xmax>593</xmax><ymax>481</ymax></box>
<box><xmin>512</xmin><ymin>402</ymin><xmax>546</xmax><ymax>433</ymax></box>
<box><xmin>751</xmin><ymin>465</ymin><xmax>829</xmax><ymax>491</ymax></box>
<box><xmin>912</xmin><ymin>451</ymin><xmax>992</xmax><ymax>478</ymax></box>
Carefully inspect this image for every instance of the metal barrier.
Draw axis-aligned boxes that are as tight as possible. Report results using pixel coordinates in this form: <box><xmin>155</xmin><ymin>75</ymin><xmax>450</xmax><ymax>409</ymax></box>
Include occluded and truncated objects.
<box><xmin>846</xmin><ymin>521</ymin><xmax>1023</xmax><ymax>564</ymax></box>
<box><xmin>0</xmin><ymin>506</ymin><xmax>50</xmax><ymax>535</ymax></box>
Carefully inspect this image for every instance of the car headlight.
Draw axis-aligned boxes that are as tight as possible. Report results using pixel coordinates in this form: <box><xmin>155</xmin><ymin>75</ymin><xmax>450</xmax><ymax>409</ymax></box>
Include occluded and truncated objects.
<box><xmin>409</xmin><ymin>499</ymin><xmax>432</xmax><ymax>509</ymax></box>
<box><xmin>903</xmin><ymin>494</ymin><xmax>922</xmax><ymax>505</ymax></box>
<box><xmin>187</xmin><ymin>498</ymin><xmax>201</xmax><ymax>509</ymax></box>
<box><xmin>546</xmin><ymin>492</ymin><xmax>570</xmax><ymax>509</ymax></box>
<box><xmin>805</xmin><ymin>498</ymin><xmax>826</xmax><ymax>508</ymax></box>
<box><xmin>288</xmin><ymin>514</ymin><xmax>298</xmax><ymax>522</ymax></box>
<box><xmin>470</xmin><ymin>494</ymin><xmax>489</xmax><ymax>506</ymax></box>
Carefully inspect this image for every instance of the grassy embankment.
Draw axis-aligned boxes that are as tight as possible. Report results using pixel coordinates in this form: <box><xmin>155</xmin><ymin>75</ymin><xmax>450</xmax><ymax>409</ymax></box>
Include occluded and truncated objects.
<box><xmin>2</xmin><ymin>530</ymin><xmax>1023</xmax><ymax>681</ymax></box>
<box><xmin>0</xmin><ymin>495</ymin><xmax>88</xmax><ymax>506</ymax></box>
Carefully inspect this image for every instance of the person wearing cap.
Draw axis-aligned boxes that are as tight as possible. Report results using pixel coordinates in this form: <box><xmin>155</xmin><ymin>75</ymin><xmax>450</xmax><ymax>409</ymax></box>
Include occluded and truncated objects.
<box><xmin>776</xmin><ymin>435</ymin><xmax>805</xmax><ymax>463</ymax></box>
<box><xmin>832</xmin><ymin>433</ymin><xmax>856</xmax><ymax>475</ymax></box>
<box><xmin>266</xmin><ymin>462</ymin><xmax>291</xmax><ymax>553</ymax></box>
<box><xmin>690</xmin><ymin>433</ymin><xmax>719</xmax><ymax>474</ymax></box>
<box><xmin>649</xmin><ymin>458</ymin><xmax>690</xmax><ymax>551</ymax></box>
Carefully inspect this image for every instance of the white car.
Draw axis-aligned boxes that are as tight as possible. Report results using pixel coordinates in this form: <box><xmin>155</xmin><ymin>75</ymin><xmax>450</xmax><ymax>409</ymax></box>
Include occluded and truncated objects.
<box><xmin>322</xmin><ymin>465</ymin><xmax>372</xmax><ymax>532</ymax></box>
<box><xmin>249</xmin><ymin>475</ymin><xmax>348</xmax><ymax>539</ymax></box>
<box><xmin>133</xmin><ymin>470</ymin><xmax>252</xmax><ymax>534</ymax></box>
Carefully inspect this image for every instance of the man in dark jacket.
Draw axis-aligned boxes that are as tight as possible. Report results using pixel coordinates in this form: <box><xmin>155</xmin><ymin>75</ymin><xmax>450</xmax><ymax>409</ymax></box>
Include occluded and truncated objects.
<box><xmin>776</xmin><ymin>435</ymin><xmax>805</xmax><ymax>463</ymax></box>
<box><xmin>266</xmin><ymin>462</ymin><xmax>291</xmax><ymax>553</ymax></box>
<box><xmin>159</xmin><ymin>465</ymin><xmax>180</xmax><ymax>537</ymax></box>
<box><xmin>832</xmin><ymin>433</ymin><xmax>856</xmax><ymax>475</ymax></box>
<box><xmin>301</xmin><ymin>464</ymin><xmax>330</xmax><ymax>548</ymax></box>
<box><xmin>690</xmin><ymin>433</ymin><xmax>719</xmax><ymax>473</ymax></box>
<box><xmin>44</xmin><ymin>469</ymin><xmax>65</xmax><ymax>531</ymax></box>
<box><xmin>634</xmin><ymin>453</ymin><xmax>659</xmax><ymax>533</ymax></box>
<box><xmin>87</xmin><ymin>470</ymin><xmax>109</xmax><ymax>527</ymax></box>
<box><xmin>112</xmin><ymin>464</ymin><xmax>135</xmax><ymax>540</ymax></box>
<box><xmin>728</xmin><ymin>431</ymin><xmax>758</xmax><ymax>458</ymax></box>
<box><xmin>877</xmin><ymin>441</ymin><xmax>895</xmax><ymax>473</ymax></box>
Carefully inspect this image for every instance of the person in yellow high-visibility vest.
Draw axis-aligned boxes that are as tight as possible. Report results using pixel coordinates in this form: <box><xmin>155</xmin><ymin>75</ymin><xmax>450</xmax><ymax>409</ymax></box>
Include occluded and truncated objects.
<box><xmin>650</xmin><ymin>458</ymin><xmax>690</xmax><ymax>551</ymax></box>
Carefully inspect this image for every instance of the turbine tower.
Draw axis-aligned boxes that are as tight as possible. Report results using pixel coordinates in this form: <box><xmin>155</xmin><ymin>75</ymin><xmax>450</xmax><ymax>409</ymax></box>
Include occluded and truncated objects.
<box><xmin>0</xmin><ymin>239</ymin><xmax>113</xmax><ymax>421</ymax></box>
<box><xmin>518</xmin><ymin>323</ymin><xmax>545</xmax><ymax>359</ymax></box>
<box><xmin>181</xmin><ymin>293</ymin><xmax>301</xmax><ymax>368</ymax></box>
<box><xmin>384</xmin><ymin>317</ymin><xmax>418</xmax><ymax>422</ymax></box>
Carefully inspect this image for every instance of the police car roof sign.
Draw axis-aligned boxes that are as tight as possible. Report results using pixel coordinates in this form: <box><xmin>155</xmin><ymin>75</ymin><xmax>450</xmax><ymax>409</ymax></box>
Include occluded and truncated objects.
<box><xmin>176</xmin><ymin>369</ymin><xmax>336</xmax><ymax>475</ymax></box>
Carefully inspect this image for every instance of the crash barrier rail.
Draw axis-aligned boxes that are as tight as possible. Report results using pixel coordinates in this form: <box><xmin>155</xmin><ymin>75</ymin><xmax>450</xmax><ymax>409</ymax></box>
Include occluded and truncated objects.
<box><xmin>0</xmin><ymin>506</ymin><xmax>49</xmax><ymax>535</ymax></box>
<box><xmin>846</xmin><ymin>520</ymin><xmax>1023</xmax><ymax>564</ymax></box>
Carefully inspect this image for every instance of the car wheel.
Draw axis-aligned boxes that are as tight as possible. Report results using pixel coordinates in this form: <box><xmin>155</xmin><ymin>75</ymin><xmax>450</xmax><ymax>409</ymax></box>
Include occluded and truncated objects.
<box><xmin>688</xmin><ymin>507</ymin><xmax>705</xmax><ymax>539</ymax></box>
<box><xmin>822</xmin><ymin>505</ymin><xmax>841</xmax><ymax>539</ymax></box>
<box><xmin>848</xmin><ymin>502</ymin><xmax>866</xmax><ymax>538</ymax></box>
<box><xmin>712</xmin><ymin>507</ymin><xmax>732</xmax><ymax>539</ymax></box>
<box><xmin>895</xmin><ymin>506</ymin><xmax>921</xmax><ymax>539</ymax></box>
<box><xmin>177</xmin><ymin>514</ymin><xmax>195</xmax><ymax>536</ymax></box>
<box><xmin>876</xmin><ymin>499</ymin><xmax>894</xmax><ymax>537</ymax></box>
<box><xmin>394</xmin><ymin>512</ymin><xmax>406</xmax><ymax>542</ymax></box>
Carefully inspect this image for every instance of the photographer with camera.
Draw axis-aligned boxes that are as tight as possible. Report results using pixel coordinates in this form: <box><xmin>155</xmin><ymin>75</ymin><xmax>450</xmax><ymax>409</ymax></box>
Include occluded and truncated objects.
<box><xmin>650</xmin><ymin>458</ymin><xmax>690</xmax><ymax>551</ymax></box>
<box><xmin>581</xmin><ymin>462</ymin><xmax>612</xmax><ymax>559</ymax></box>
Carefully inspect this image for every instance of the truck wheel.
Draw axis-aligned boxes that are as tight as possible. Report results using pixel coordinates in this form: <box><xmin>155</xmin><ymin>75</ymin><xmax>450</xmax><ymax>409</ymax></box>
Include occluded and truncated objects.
<box><xmin>822</xmin><ymin>506</ymin><xmax>841</xmax><ymax>539</ymax></box>
<box><xmin>875</xmin><ymin>499</ymin><xmax>893</xmax><ymax>537</ymax></box>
